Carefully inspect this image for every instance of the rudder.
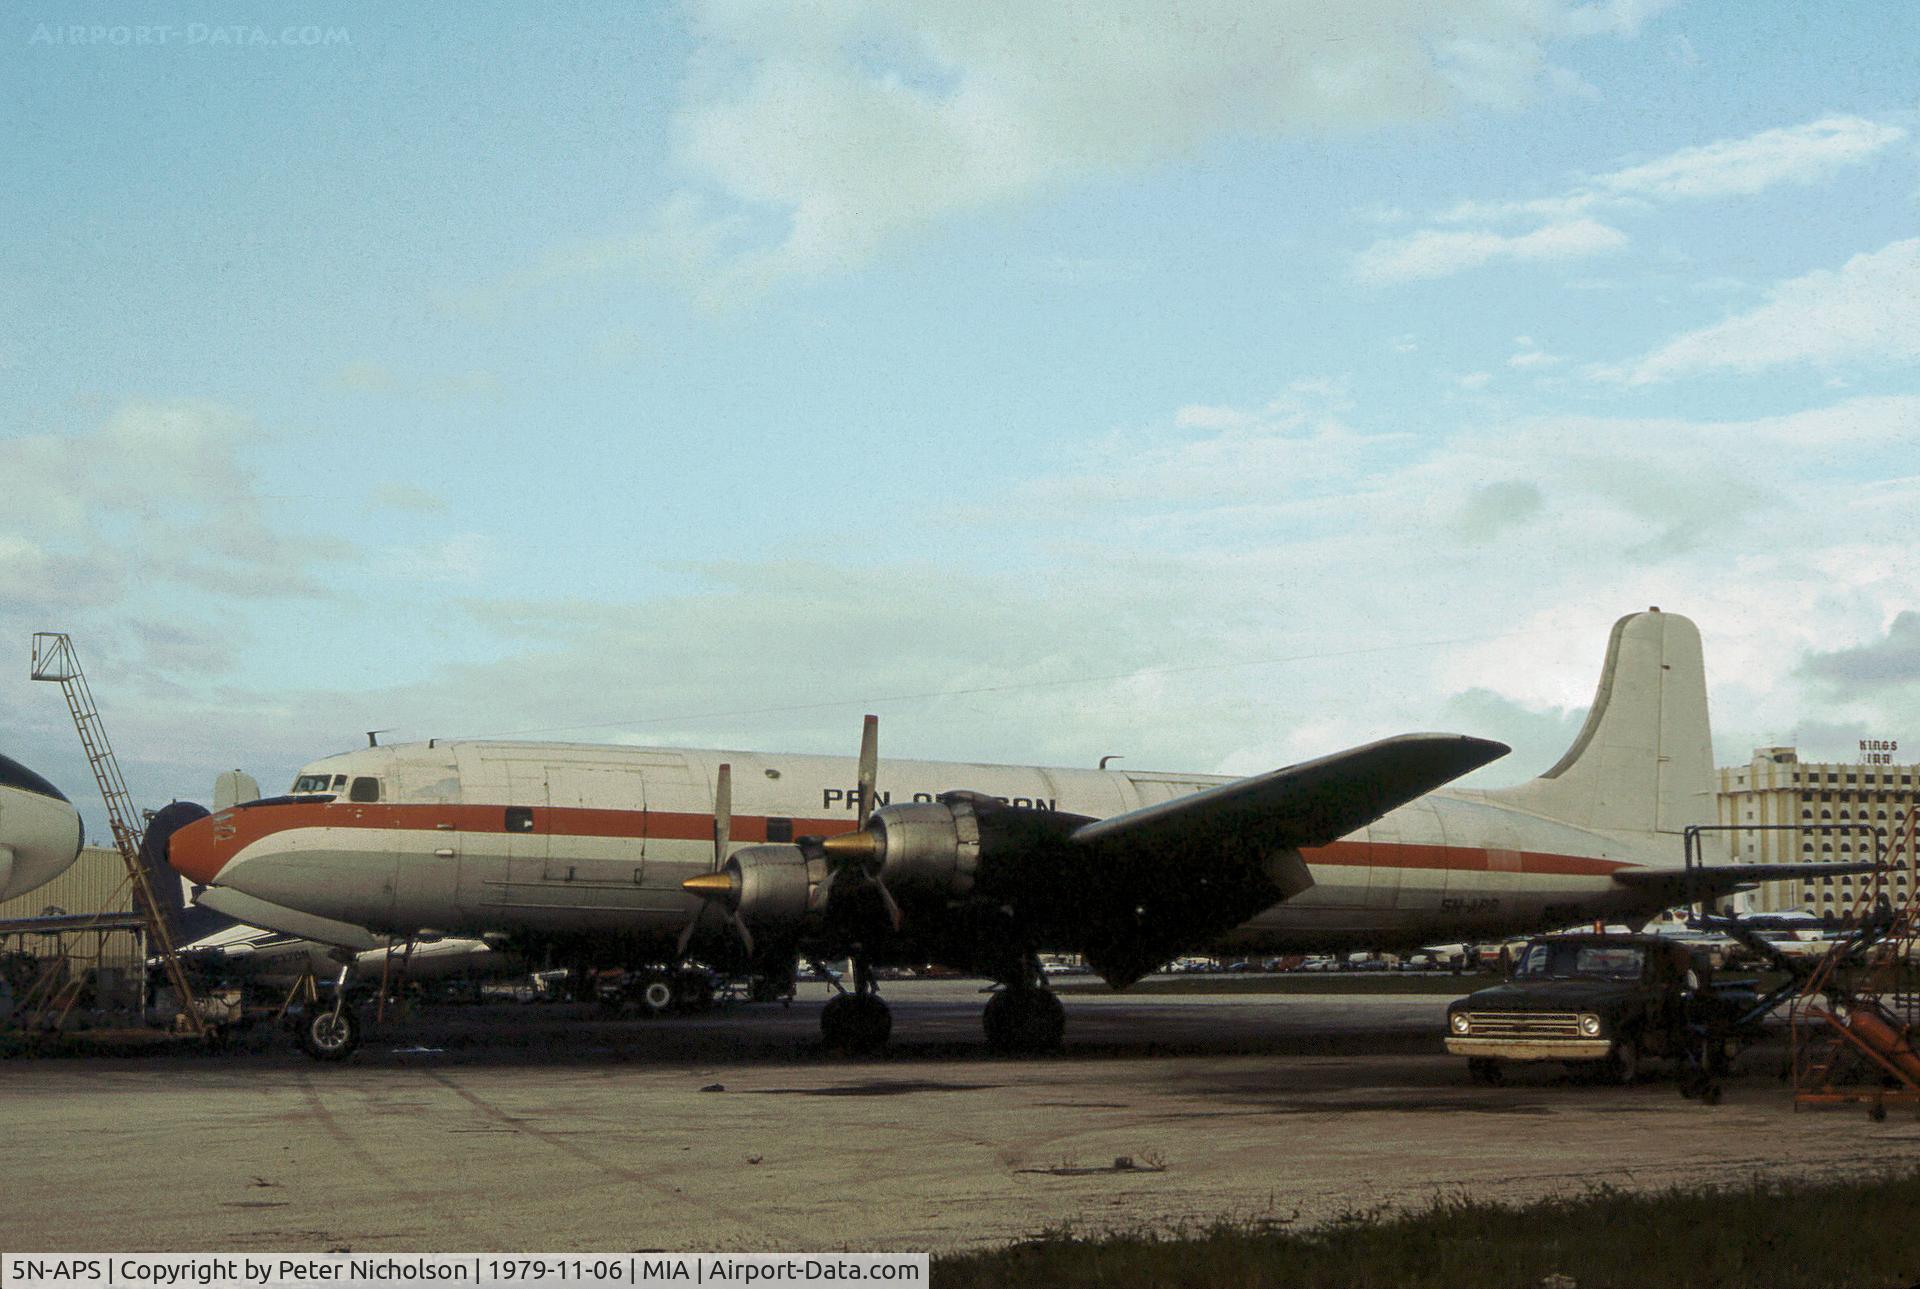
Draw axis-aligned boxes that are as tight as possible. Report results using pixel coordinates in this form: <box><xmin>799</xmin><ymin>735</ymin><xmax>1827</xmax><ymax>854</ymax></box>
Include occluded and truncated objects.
<box><xmin>1482</xmin><ymin>610</ymin><xmax>1715</xmax><ymax>835</ymax></box>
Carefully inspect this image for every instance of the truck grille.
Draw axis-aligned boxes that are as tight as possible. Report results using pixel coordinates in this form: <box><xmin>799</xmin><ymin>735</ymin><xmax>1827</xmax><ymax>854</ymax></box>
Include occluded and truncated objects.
<box><xmin>1461</xmin><ymin>1011</ymin><xmax>1585</xmax><ymax>1038</ymax></box>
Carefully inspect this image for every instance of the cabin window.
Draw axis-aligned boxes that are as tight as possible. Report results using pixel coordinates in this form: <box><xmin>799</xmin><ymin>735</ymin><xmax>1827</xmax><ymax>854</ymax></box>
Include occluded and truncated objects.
<box><xmin>506</xmin><ymin>807</ymin><xmax>534</xmax><ymax>833</ymax></box>
<box><xmin>766</xmin><ymin>817</ymin><xmax>793</xmax><ymax>843</ymax></box>
<box><xmin>349</xmin><ymin>776</ymin><xmax>382</xmax><ymax>803</ymax></box>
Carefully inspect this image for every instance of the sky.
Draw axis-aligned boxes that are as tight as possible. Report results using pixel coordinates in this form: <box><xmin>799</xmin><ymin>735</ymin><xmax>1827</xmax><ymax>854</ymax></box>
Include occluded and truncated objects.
<box><xmin>3</xmin><ymin>1</ymin><xmax>1918</xmax><ymax>843</ymax></box>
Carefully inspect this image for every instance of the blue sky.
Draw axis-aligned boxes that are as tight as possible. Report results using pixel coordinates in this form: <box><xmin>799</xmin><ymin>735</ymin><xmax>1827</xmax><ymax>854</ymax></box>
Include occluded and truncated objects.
<box><xmin>3</xmin><ymin>1</ymin><xmax>1918</xmax><ymax>841</ymax></box>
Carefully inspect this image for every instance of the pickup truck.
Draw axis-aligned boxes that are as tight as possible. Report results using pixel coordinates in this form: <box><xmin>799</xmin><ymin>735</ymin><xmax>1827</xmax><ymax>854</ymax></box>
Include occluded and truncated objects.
<box><xmin>1444</xmin><ymin>932</ymin><xmax>1760</xmax><ymax>1085</ymax></box>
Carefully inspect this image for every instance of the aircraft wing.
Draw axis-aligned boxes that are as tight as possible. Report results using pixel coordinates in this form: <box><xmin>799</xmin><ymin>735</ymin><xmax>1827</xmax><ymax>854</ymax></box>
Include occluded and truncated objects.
<box><xmin>194</xmin><ymin>886</ymin><xmax>386</xmax><ymax>952</ymax></box>
<box><xmin>1036</xmin><ymin>734</ymin><xmax>1510</xmax><ymax>987</ymax></box>
<box><xmin>1611</xmin><ymin>861</ymin><xmax>1884</xmax><ymax>905</ymax></box>
<box><xmin>0</xmin><ymin>911</ymin><xmax>145</xmax><ymax>936</ymax></box>
<box><xmin>1072</xmin><ymin>734</ymin><xmax>1511</xmax><ymax>854</ymax></box>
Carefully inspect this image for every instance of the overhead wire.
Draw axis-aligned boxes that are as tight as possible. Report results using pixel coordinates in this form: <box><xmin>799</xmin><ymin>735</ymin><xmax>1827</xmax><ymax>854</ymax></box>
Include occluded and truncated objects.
<box><xmin>446</xmin><ymin>619</ymin><xmax>1616</xmax><ymax>743</ymax></box>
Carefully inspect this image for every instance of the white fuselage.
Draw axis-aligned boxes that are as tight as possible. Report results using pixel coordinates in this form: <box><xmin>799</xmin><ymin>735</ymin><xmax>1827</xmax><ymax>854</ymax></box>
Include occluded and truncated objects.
<box><xmin>175</xmin><ymin>740</ymin><xmax>1687</xmax><ymax>958</ymax></box>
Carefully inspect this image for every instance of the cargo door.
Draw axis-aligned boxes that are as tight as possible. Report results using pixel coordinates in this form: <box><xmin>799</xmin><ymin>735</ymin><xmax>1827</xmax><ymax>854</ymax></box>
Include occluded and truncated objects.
<box><xmin>1436</xmin><ymin>805</ymin><xmax>1522</xmax><ymax>933</ymax></box>
<box><xmin>540</xmin><ymin>764</ymin><xmax>649</xmax><ymax>912</ymax></box>
<box><xmin>391</xmin><ymin>750</ymin><xmax>461</xmax><ymax>927</ymax></box>
<box><xmin>504</xmin><ymin>762</ymin><xmax>550</xmax><ymax>897</ymax></box>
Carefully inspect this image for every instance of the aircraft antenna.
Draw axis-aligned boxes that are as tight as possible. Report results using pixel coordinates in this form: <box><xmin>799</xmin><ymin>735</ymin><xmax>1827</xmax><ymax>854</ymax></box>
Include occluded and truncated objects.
<box><xmin>30</xmin><ymin>632</ymin><xmax>206</xmax><ymax>1035</ymax></box>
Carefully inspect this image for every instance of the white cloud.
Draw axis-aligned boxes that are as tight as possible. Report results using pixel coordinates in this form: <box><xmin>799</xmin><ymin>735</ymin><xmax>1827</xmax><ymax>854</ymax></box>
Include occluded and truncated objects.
<box><xmin>338</xmin><ymin>362</ymin><xmax>500</xmax><ymax>403</ymax></box>
<box><xmin>368</xmin><ymin>483</ymin><xmax>449</xmax><ymax>515</ymax></box>
<box><xmin>1363</xmin><ymin>113</ymin><xmax>1905</xmax><ymax>284</ymax></box>
<box><xmin>14</xmin><ymin>386</ymin><xmax>1917</xmax><ymax>828</ymax></box>
<box><xmin>1356</xmin><ymin>219</ymin><xmax>1627</xmax><ymax>284</ymax></box>
<box><xmin>1508</xmin><ymin>337</ymin><xmax>1566</xmax><ymax>369</ymax></box>
<box><xmin>1595</xmin><ymin>115</ymin><xmax>1907</xmax><ymax>201</ymax></box>
<box><xmin>486</xmin><ymin>1</ymin><xmax>1665</xmax><ymax>296</ymax></box>
<box><xmin>1607</xmin><ymin>238</ymin><xmax>1920</xmax><ymax>383</ymax></box>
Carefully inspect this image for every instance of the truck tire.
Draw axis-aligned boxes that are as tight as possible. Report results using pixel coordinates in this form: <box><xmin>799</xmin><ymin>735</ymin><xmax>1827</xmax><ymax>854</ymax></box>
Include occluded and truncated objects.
<box><xmin>1607</xmin><ymin>1040</ymin><xmax>1640</xmax><ymax>1085</ymax></box>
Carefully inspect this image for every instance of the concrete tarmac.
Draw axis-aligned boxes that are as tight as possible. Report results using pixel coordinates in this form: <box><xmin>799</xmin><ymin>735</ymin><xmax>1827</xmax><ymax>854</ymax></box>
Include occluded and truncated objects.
<box><xmin>3</xmin><ymin>979</ymin><xmax>1915</xmax><ymax>1253</ymax></box>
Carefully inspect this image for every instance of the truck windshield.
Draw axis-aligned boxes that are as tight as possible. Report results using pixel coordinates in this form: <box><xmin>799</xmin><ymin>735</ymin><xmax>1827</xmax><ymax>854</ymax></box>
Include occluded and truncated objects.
<box><xmin>1515</xmin><ymin>942</ymin><xmax>1645</xmax><ymax>981</ymax></box>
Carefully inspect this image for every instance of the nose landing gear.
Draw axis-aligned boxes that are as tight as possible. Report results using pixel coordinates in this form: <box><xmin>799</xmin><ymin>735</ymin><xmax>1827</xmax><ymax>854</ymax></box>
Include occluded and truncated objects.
<box><xmin>299</xmin><ymin>962</ymin><xmax>362</xmax><ymax>1061</ymax></box>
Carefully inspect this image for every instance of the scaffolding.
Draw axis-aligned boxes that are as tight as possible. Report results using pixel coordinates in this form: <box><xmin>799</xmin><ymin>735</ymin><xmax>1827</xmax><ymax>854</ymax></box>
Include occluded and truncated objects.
<box><xmin>1789</xmin><ymin>806</ymin><xmax>1920</xmax><ymax>1118</ymax></box>
<box><xmin>29</xmin><ymin>632</ymin><xmax>206</xmax><ymax>1036</ymax></box>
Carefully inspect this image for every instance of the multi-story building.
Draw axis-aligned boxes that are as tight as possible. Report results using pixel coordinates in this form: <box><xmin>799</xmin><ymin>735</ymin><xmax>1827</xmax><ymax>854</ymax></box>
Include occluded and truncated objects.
<box><xmin>1718</xmin><ymin>745</ymin><xmax>1917</xmax><ymax>917</ymax></box>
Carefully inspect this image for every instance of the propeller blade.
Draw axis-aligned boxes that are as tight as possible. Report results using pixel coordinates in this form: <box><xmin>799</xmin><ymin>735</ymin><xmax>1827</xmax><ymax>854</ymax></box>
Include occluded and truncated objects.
<box><xmin>712</xmin><ymin>762</ymin><xmax>732</xmax><ymax>872</ymax></box>
<box><xmin>875</xmin><ymin>877</ymin><xmax>904</xmax><ymax>932</ymax></box>
<box><xmin>855</xmin><ymin>714</ymin><xmax>878</xmax><ymax>820</ymax></box>
<box><xmin>730</xmin><ymin>911</ymin><xmax>756</xmax><ymax>958</ymax></box>
<box><xmin>674</xmin><ymin>915</ymin><xmax>698</xmax><ymax>960</ymax></box>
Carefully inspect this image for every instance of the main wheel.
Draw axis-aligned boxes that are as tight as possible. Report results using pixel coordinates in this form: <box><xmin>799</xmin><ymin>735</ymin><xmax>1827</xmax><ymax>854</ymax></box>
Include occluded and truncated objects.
<box><xmin>982</xmin><ymin>989</ymin><xmax>1065</xmax><ymax>1055</ymax></box>
<box><xmin>820</xmin><ymin>993</ymin><xmax>891</xmax><ymax>1055</ymax></box>
<box><xmin>300</xmin><ymin>1005</ymin><xmax>360</xmax><ymax>1062</ymax></box>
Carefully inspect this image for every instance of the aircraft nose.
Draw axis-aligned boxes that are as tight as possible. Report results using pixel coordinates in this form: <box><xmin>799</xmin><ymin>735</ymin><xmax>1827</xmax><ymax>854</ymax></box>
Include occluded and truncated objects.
<box><xmin>166</xmin><ymin>812</ymin><xmax>227</xmax><ymax>885</ymax></box>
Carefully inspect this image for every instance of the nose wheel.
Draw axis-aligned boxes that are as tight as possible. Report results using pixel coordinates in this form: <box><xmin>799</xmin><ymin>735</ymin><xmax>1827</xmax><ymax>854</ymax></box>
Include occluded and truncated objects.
<box><xmin>300</xmin><ymin>1004</ymin><xmax>361</xmax><ymax>1061</ymax></box>
<box><xmin>298</xmin><ymin>961</ymin><xmax>362</xmax><ymax>1061</ymax></box>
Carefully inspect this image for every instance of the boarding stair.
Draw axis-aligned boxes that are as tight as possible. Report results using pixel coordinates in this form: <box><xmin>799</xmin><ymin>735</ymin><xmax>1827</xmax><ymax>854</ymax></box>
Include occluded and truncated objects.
<box><xmin>1790</xmin><ymin>806</ymin><xmax>1920</xmax><ymax>1118</ymax></box>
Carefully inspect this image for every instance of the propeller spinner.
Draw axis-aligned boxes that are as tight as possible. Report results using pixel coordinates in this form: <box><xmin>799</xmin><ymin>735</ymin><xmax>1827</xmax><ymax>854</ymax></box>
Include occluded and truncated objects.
<box><xmin>675</xmin><ymin>763</ymin><xmax>756</xmax><ymax>959</ymax></box>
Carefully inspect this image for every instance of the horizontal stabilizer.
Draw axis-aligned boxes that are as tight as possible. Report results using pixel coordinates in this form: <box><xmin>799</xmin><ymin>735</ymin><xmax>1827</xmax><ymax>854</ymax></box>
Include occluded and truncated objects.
<box><xmin>0</xmin><ymin>911</ymin><xmax>146</xmax><ymax>936</ymax></box>
<box><xmin>1612</xmin><ymin>861</ymin><xmax>1883</xmax><ymax>904</ymax></box>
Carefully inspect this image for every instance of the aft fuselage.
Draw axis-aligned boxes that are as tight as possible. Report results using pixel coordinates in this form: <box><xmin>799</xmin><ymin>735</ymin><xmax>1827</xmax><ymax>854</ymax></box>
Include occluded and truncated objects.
<box><xmin>169</xmin><ymin>741</ymin><xmax>1683</xmax><ymax>961</ymax></box>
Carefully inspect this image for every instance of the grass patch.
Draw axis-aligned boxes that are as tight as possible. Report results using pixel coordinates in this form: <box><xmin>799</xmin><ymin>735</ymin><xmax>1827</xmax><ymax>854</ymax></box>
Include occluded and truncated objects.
<box><xmin>1054</xmin><ymin>973</ymin><xmax>1493</xmax><ymax>996</ymax></box>
<box><xmin>932</xmin><ymin>1171</ymin><xmax>1920</xmax><ymax>1288</ymax></box>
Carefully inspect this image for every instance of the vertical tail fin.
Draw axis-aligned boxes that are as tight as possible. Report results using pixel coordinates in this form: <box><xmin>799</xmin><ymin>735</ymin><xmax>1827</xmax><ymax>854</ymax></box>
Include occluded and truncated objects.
<box><xmin>1483</xmin><ymin>610</ymin><xmax>1715</xmax><ymax>835</ymax></box>
<box><xmin>136</xmin><ymin>802</ymin><xmax>235</xmax><ymax>945</ymax></box>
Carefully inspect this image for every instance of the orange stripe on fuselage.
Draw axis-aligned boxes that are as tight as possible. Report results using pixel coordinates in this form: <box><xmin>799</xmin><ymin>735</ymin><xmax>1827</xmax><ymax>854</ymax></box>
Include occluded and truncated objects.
<box><xmin>185</xmin><ymin>800</ymin><xmax>1636</xmax><ymax>883</ymax></box>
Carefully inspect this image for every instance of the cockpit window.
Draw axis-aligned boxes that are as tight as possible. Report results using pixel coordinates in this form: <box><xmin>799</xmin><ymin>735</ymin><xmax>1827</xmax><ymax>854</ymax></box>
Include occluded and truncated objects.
<box><xmin>291</xmin><ymin>774</ymin><xmax>336</xmax><ymax>794</ymax></box>
<box><xmin>349</xmin><ymin>776</ymin><xmax>382</xmax><ymax>803</ymax></box>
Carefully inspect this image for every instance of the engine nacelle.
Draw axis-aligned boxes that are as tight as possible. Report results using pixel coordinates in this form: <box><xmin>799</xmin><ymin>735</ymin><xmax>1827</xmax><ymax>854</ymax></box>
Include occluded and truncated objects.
<box><xmin>723</xmin><ymin>844</ymin><xmax>819</xmax><ymax>930</ymax></box>
<box><xmin>864</xmin><ymin>796</ymin><xmax>985</xmax><ymax>901</ymax></box>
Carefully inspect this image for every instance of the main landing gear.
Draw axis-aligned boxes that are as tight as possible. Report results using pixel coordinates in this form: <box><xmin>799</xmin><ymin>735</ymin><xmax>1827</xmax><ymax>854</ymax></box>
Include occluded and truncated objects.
<box><xmin>818</xmin><ymin>957</ymin><xmax>891</xmax><ymax>1056</ymax></box>
<box><xmin>983</xmin><ymin>954</ymin><xmax>1064</xmax><ymax>1055</ymax></box>
<box><xmin>812</xmin><ymin>952</ymin><xmax>1068</xmax><ymax>1057</ymax></box>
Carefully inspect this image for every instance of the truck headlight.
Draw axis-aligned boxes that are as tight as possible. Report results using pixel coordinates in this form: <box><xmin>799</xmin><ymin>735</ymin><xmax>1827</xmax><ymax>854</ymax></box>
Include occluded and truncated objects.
<box><xmin>1450</xmin><ymin>1012</ymin><xmax>1471</xmax><ymax>1035</ymax></box>
<box><xmin>1579</xmin><ymin>1013</ymin><xmax>1602</xmax><ymax>1036</ymax></box>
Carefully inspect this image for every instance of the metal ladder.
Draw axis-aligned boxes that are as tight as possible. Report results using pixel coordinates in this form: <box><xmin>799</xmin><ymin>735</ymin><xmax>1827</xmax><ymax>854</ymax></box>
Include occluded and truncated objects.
<box><xmin>30</xmin><ymin>632</ymin><xmax>205</xmax><ymax>1035</ymax></box>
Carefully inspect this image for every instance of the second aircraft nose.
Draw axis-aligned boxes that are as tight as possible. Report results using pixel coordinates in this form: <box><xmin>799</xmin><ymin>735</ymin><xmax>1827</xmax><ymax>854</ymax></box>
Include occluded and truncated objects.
<box><xmin>163</xmin><ymin>810</ymin><xmax>226</xmax><ymax>885</ymax></box>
